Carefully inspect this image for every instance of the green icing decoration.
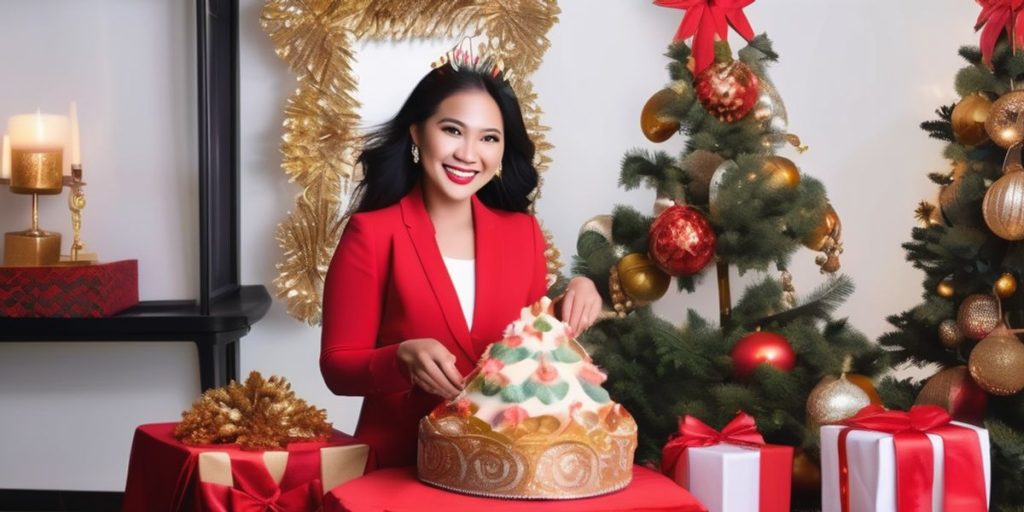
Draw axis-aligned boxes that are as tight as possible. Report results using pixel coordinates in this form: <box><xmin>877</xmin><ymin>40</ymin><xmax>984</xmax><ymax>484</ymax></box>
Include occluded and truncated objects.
<box><xmin>480</xmin><ymin>377</ymin><xmax>503</xmax><ymax>397</ymax></box>
<box><xmin>529</xmin><ymin>380</ymin><xmax>569</xmax><ymax>405</ymax></box>
<box><xmin>551</xmin><ymin>344</ymin><xmax>582</xmax><ymax>363</ymax></box>
<box><xmin>501</xmin><ymin>383</ymin><xmax>529</xmax><ymax>403</ymax></box>
<box><xmin>580</xmin><ymin>380</ymin><xmax>610</xmax><ymax>403</ymax></box>
<box><xmin>533</xmin><ymin>316</ymin><xmax>553</xmax><ymax>332</ymax></box>
<box><xmin>489</xmin><ymin>344</ymin><xmax>531</xmax><ymax>364</ymax></box>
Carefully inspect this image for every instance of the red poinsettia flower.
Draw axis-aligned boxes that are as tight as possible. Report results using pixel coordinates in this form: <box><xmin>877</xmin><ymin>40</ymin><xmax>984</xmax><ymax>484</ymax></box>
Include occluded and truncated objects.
<box><xmin>654</xmin><ymin>0</ymin><xmax>756</xmax><ymax>74</ymax></box>
<box><xmin>976</xmin><ymin>0</ymin><xmax>1024</xmax><ymax>65</ymax></box>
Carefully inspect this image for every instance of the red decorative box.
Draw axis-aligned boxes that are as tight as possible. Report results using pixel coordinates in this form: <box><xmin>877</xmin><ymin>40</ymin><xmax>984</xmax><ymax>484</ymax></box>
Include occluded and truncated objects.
<box><xmin>0</xmin><ymin>259</ymin><xmax>138</xmax><ymax>317</ymax></box>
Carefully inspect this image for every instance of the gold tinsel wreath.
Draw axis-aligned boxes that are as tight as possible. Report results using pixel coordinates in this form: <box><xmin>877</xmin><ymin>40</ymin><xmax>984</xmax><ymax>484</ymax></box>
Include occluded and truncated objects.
<box><xmin>174</xmin><ymin>371</ymin><xmax>333</xmax><ymax>450</ymax></box>
<box><xmin>261</xmin><ymin>0</ymin><xmax>561</xmax><ymax>325</ymax></box>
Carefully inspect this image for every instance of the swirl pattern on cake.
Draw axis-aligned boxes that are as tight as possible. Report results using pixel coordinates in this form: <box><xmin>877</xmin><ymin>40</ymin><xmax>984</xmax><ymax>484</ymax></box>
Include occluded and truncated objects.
<box><xmin>417</xmin><ymin>297</ymin><xmax>637</xmax><ymax>498</ymax></box>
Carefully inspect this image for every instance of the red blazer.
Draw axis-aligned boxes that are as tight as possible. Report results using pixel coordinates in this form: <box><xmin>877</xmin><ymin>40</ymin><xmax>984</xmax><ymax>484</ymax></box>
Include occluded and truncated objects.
<box><xmin>320</xmin><ymin>186</ymin><xmax>548</xmax><ymax>467</ymax></box>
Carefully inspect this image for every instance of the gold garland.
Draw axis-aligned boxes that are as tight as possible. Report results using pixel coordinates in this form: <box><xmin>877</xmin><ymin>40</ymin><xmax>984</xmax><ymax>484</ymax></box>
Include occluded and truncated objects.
<box><xmin>174</xmin><ymin>371</ymin><xmax>333</xmax><ymax>450</ymax></box>
<box><xmin>261</xmin><ymin>0</ymin><xmax>561</xmax><ymax>325</ymax></box>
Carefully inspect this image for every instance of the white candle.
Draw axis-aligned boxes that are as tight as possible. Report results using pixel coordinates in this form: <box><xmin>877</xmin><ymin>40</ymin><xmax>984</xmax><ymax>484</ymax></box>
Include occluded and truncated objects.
<box><xmin>7</xmin><ymin>111</ymin><xmax>68</xmax><ymax>152</ymax></box>
<box><xmin>1</xmin><ymin>135</ymin><xmax>9</xmax><ymax>180</ymax></box>
<box><xmin>69</xmin><ymin>101</ymin><xmax>80</xmax><ymax>166</ymax></box>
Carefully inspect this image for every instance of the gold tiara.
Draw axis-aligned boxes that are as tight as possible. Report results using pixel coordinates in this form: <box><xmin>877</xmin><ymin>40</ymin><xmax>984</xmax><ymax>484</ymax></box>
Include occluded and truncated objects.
<box><xmin>431</xmin><ymin>35</ymin><xmax>510</xmax><ymax>81</ymax></box>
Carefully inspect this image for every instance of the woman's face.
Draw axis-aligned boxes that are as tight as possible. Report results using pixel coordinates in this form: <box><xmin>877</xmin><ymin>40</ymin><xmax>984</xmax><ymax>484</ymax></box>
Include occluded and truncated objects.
<box><xmin>411</xmin><ymin>88</ymin><xmax>504</xmax><ymax>206</ymax></box>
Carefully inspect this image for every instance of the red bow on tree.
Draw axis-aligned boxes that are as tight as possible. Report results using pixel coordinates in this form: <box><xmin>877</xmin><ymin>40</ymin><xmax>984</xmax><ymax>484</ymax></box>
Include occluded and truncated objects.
<box><xmin>661</xmin><ymin>411</ymin><xmax>765</xmax><ymax>479</ymax></box>
<box><xmin>654</xmin><ymin>0</ymin><xmax>756</xmax><ymax>74</ymax></box>
<box><xmin>976</xmin><ymin>0</ymin><xmax>1024</xmax><ymax>65</ymax></box>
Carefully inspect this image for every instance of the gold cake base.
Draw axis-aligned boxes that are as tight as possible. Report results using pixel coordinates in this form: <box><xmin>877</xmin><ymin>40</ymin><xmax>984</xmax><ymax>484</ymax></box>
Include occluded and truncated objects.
<box><xmin>417</xmin><ymin>408</ymin><xmax>637</xmax><ymax>499</ymax></box>
<box><xmin>4</xmin><ymin>230</ymin><xmax>61</xmax><ymax>266</ymax></box>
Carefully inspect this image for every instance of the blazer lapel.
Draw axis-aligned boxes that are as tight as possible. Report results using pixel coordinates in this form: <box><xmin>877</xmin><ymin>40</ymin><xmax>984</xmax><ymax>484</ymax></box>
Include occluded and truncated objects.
<box><xmin>470</xmin><ymin>195</ymin><xmax>502</xmax><ymax>348</ymax></box>
<box><xmin>399</xmin><ymin>187</ymin><xmax>475</xmax><ymax>362</ymax></box>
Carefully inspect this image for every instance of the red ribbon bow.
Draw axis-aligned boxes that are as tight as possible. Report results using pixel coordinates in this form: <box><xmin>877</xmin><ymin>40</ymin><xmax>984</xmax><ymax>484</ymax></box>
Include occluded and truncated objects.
<box><xmin>661</xmin><ymin>411</ymin><xmax>765</xmax><ymax>479</ymax></box>
<box><xmin>225</xmin><ymin>480</ymin><xmax>321</xmax><ymax>512</ymax></box>
<box><xmin>836</xmin><ymin>405</ymin><xmax>986</xmax><ymax>512</ymax></box>
<box><xmin>654</xmin><ymin>0</ymin><xmax>756</xmax><ymax>74</ymax></box>
<box><xmin>976</xmin><ymin>0</ymin><xmax>1024</xmax><ymax>65</ymax></box>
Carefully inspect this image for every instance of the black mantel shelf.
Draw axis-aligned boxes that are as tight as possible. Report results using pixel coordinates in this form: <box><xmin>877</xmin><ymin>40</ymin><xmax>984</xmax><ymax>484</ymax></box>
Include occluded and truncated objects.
<box><xmin>0</xmin><ymin>285</ymin><xmax>273</xmax><ymax>391</ymax></box>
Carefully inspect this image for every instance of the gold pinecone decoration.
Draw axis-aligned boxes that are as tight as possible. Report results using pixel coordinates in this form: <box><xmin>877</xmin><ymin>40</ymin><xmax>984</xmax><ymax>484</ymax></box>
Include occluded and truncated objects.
<box><xmin>174</xmin><ymin>371</ymin><xmax>332</xmax><ymax>450</ymax></box>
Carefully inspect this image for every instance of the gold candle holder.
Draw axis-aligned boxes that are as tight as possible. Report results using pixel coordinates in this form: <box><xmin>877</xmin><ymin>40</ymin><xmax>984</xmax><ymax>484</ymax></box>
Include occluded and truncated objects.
<box><xmin>64</xmin><ymin>164</ymin><xmax>95</xmax><ymax>264</ymax></box>
<box><xmin>4</xmin><ymin>148</ymin><xmax>64</xmax><ymax>266</ymax></box>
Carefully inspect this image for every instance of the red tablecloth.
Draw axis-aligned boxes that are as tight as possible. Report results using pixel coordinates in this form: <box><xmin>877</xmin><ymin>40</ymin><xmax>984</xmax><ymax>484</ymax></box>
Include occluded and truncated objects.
<box><xmin>122</xmin><ymin>422</ymin><xmax>371</xmax><ymax>512</ymax></box>
<box><xmin>325</xmin><ymin>465</ymin><xmax>707</xmax><ymax>512</ymax></box>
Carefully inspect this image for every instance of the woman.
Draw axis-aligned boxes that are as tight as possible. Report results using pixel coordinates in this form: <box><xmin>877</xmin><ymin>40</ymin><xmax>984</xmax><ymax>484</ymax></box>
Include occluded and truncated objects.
<box><xmin>320</xmin><ymin>55</ymin><xmax>602</xmax><ymax>468</ymax></box>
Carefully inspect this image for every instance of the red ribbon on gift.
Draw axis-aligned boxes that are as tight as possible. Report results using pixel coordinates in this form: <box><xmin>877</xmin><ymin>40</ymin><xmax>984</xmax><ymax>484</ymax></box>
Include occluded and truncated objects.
<box><xmin>836</xmin><ymin>404</ymin><xmax>986</xmax><ymax>512</ymax></box>
<box><xmin>199</xmin><ymin>449</ymin><xmax>325</xmax><ymax>512</ymax></box>
<box><xmin>976</xmin><ymin>0</ymin><xmax>1024</xmax><ymax>65</ymax></box>
<box><xmin>654</xmin><ymin>0</ymin><xmax>756</xmax><ymax>74</ymax></box>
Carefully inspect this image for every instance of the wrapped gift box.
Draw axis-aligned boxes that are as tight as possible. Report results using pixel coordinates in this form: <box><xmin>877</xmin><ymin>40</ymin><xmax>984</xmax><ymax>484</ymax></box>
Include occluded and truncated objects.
<box><xmin>123</xmin><ymin>422</ymin><xmax>372</xmax><ymax>512</ymax></box>
<box><xmin>662</xmin><ymin>413</ymin><xmax>793</xmax><ymax>512</ymax></box>
<box><xmin>669</xmin><ymin>443</ymin><xmax>792</xmax><ymax>512</ymax></box>
<box><xmin>0</xmin><ymin>259</ymin><xmax>138</xmax><ymax>317</ymax></box>
<box><xmin>821</xmin><ymin>414</ymin><xmax>990</xmax><ymax>512</ymax></box>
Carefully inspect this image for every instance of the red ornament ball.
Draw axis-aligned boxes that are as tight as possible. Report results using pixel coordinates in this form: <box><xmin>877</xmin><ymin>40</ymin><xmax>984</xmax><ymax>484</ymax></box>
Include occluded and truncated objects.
<box><xmin>695</xmin><ymin>61</ymin><xmax>760</xmax><ymax>123</ymax></box>
<box><xmin>731</xmin><ymin>331</ymin><xmax>796</xmax><ymax>379</ymax></box>
<box><xmin>648</xmin><ymin>205</ymin><xmax>716</xmax><ymax>277</ymax></box>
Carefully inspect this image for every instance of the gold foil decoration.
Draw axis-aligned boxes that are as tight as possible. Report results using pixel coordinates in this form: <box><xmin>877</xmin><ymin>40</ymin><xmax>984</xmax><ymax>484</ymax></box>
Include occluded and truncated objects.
<box><xmin>938</xmin><ymin>318</ymin><xmax>966</xmax><ymax>348</ymax></box>
<box><xmin>914</xmin><ymin>201</ymin><xmax>941</xmax><ymax>227</ymax></box>
<box><xmin>261</xmin><ymin>0</ymin><xmax>561</xmax><ymax>324</ymax></box>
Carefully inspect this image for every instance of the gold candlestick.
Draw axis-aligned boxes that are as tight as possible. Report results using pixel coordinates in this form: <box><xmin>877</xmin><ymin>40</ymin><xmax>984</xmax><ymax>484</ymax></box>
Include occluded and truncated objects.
<box><xmin>4</xmin><ymin>148</ymin><xmax>63</xmax><ymax>266</ymax></box>
<box><xmin>66</xmin><ymin>164</ymin><xmax>94</xmax><ymax>263</ymax></box>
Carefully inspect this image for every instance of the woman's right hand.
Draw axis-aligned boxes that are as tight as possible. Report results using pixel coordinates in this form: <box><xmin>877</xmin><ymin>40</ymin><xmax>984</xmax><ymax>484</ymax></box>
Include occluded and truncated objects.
<box><xmin>396</xmin><ymin>338</ymin><xmax>464</xmax><ymax>400</ymax></box>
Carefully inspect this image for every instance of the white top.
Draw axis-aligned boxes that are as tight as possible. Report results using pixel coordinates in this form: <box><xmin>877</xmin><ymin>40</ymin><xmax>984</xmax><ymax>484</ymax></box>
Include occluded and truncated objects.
<box><xmin>442</xmin><ymin>256</ymin><xmax>475</xmax><ymax>330</ymax></box>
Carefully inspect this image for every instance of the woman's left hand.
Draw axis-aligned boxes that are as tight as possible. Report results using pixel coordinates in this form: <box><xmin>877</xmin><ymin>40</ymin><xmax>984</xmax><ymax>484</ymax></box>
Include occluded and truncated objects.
<box><xmin>560</xmin><ymin>276</ymin><xmax>602</xmax><ymax>335</ymax></box>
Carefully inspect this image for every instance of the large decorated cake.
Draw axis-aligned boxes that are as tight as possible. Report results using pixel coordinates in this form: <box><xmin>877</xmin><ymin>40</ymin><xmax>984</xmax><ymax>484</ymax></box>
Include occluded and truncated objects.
<box><xmin>417</xmin><ymin>297</ymin><xmax>637</xmax><ymax>499</ymax></box>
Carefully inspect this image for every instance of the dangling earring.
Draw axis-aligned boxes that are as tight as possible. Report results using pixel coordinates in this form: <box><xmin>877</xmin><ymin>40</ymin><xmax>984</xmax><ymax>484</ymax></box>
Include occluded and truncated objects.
<box><xmin>411</xmin><ymin>144</ymin><xmax>420</xmax><ymax>164</ymax></box>
<box><xmin>496</xmin><ymin>162</ymin><xmax>503</xmax><ymax>178</ymax></box>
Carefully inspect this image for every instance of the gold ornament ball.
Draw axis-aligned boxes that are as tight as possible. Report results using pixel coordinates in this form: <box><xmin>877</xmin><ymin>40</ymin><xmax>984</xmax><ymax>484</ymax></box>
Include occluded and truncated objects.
<box><xmin>969</xmin><ymin>326</ymin><xmax>1024</xmax><ymax>395</ymax></box>
<box><xmin>951</xmin><ymin>93</ymin><xmax>992</xmax><ymax>146</ymax></box>
<box><xmin>985</xmin><ymin>90</ymin><xmax>1024</xmax><ymax>148</ymax></box>
<box><xmin>957</xmin><ymin>293</ymin><xmax>1001</xmax><ymax>340</ymax></box>
<box><xmin>791</xmin><ymin>448</ymin><xmax>821</xmax><ymax>492</ymax></box>
<box><xmin>936</xmin><ymin>280</ymin><xmax>955</xmax><ymax>298</ymax></box>
<box><xmin>640</xmin><ymin>88</ymin><xmax>682</xmax><ymax>143</ymax></box>
<box><xmin>762</xmin><ymin>156</ymin><xmax>801</xmax><ymax>190</ymax></box>
<box><xmin>616</xmin><ymin>252</ymin><xmax>670</xmax><ymax>302</ymax></box>
<box><xmin>983</xmin><ymin>170</ymin><xmax>1024</xmax><ymax>240</ymax></box>
<box><xmin>916</xmin><ymin>365</ymin><xmax>988</xmax><ymax>424</ymax></box>
<box><xmin>806</xmin><ymin>374</ymin><xmax>871</xmax><ymax>428</ymax></box>
<box><xmin>803</xmin><ymin>205</ymin><xmax>840</xmax><ymax>252</ymax></box>
<box><xmin>938</xmin><ymin>319</ymin><xmax>966</xmax><ymax>348</ymax></box>
<box><xmin>996</xmin><ymin>273</ymin><xmax>1018</xmax><ymax>298</ymax></box>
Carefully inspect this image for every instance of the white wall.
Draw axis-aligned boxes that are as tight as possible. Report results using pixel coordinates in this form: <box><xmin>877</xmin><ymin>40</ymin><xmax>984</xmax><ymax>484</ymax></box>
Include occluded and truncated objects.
<box><xmin>0</xmin><ymin>0</ymin><xmax>980</xmax><ymax>492</ymax></box>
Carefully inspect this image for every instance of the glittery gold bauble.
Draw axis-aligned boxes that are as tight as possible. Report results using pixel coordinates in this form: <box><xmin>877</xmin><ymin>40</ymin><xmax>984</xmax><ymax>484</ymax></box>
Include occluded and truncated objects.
<box><xmin>936</xmin><ymin>280</ymin><xmax>955</xmax><ymax>298</ymax></box>
<box><xmin>983</xmin><ymin>169</ymin><xmax>1024</xmax><ymax>240</ymax></box>
<box><xmin>916</xmin><ymin>366</ymin><xmax>988</xmax><ymax>424</ymax></box>
<box><xmin>641</xmin><ymin>88</ymin><xmax>681</xmax><ymax>143</ymax></box>
<box><xmin>762</xmin><ymin>156</ymin><xmax>800</xmax><ymax>190</ymax></box>
<box><xmin>845</xmin><ymin>373</ymin><xmax>883</xmax><ymax>405</ymax></box>
<box><xmin>806</xmin><ymin>374</ymin><xmax>871</xmax><ymax>428</ymax></box>
<box><xmin>969</xmin><ymin>326</ymin><xmax>1024</xmax><ymax>395</ymax></box>
<box><xmin>938</xmin><ymin>319</ymin><xmax>966</xmax><ymax>348</ymax></box>
<box><xmin>791</xmin><ymin>448</ymin><xmax>821</xmax><ymax>492</ymax></box>
<box><xmin>951</xmin><ymin>93</ymin><xmax>992</xmax><ymax>146</ymax></box>
<box><xmin>803</xmin><ymin>205</ymin><xmax>840</xmax><ymax>252</ymax></box>
<box><xmin>957</xmin><ymin>293</ymin><xmax>1001</xmax><ymax>340</ymax></box>
<box><xmin>684</xmin><ymin>149</ymin><xmax>725</xmax><ymax>204</ymax></box>
<box><xmin>996</xmin><ymin>273</ymin><xmax>1018</xmax><ymax>298</ymax></box>
<box><xmin>616</xmin><ymin>252</ymin><xmax>670</xmax><ymax>302</ymax></box>
<box><xmin>985</xmin><ymin>90</ymin><xmax>1024</xmax><ymax>148</ymax></box>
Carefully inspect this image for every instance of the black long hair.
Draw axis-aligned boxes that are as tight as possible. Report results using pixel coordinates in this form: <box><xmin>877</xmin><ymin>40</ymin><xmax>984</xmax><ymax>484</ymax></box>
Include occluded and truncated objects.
<box><xmin>350</xmin><ymin>65</ymin><xmax>538</xmax><ymax>214</ymax></box>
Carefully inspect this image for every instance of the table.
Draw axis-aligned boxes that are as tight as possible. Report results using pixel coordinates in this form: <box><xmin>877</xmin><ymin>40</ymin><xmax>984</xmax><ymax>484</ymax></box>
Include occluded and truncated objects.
<box><xmin>326</xmin><ymin>465</ymin><xmax>707</xmax><ymax>512</ymax></box>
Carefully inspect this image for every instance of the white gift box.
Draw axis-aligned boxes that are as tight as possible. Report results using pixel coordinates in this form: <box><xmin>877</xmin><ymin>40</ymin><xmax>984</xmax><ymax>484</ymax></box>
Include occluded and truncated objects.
<box><xmin>820</xmin><ymin>423</ymin><xmax>990</xmax><ymax>512</ymax></box>
<box><xmin>671</xmin><ymin>443</ymin><xmax>792</xmax><ymax>512</ymax></box>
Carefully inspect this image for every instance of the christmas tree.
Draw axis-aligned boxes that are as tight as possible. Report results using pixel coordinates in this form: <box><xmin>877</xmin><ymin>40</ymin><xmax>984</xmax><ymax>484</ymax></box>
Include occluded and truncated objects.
<box><xmin>877</xmin><ymin>6</ymin><xmax>1024</xmax><ymax>509</ymax></box>
<box><xmin>570</xmin><ymin>1</ymin><xmax>887</xmax><ymax>506</ymax></box>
